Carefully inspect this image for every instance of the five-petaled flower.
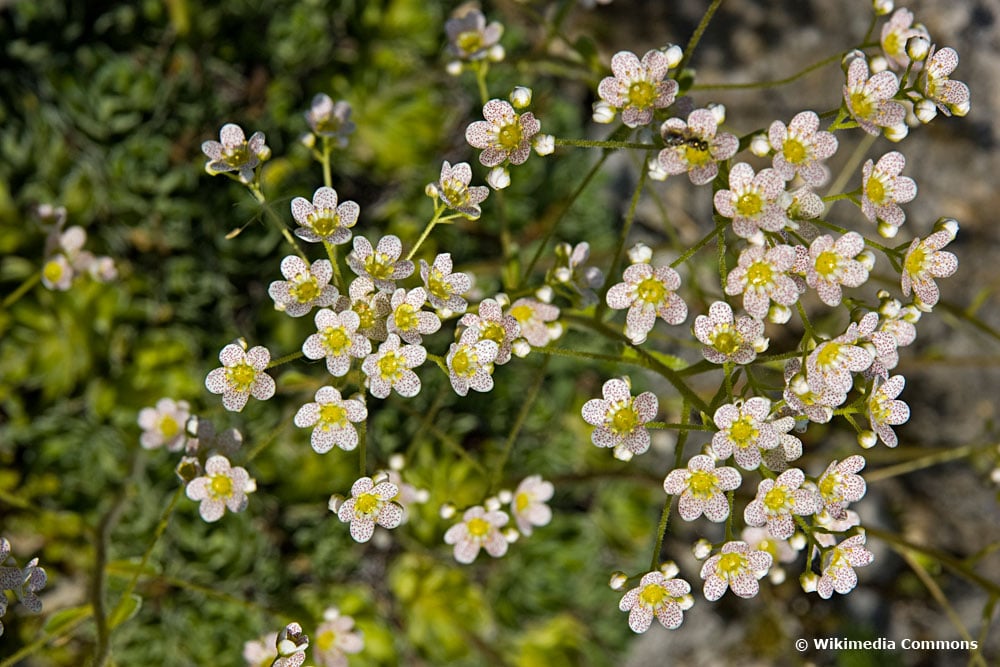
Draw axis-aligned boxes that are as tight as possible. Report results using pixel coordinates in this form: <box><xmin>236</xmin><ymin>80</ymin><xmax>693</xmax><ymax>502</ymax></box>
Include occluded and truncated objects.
<box><xmin>445</xmin><ymin>7</ymin><xmax>503</xmax><ymax>61</ymax></box>
<box><xmin>795</xmin><ymin>232</ymin><xmax>869</xmax><ymax>307</ymax></box>
<box><xmin>663</xmin><ymin>454</ymin><xmax>742</xmax><ymax>522</ymax></box>
<box><xmin>597</xmin><ymin>50</ymin><xmax>679</xmax><ymax>128</ymax></box>
<box><xmin>656</xmin><ymin>108</ymin><xmax>739</xmax><ymax>185</ymax></box>
<box><xmin>201</xmin><ymin>123</ymin><xmax>268</xmax><ymax>183</ymax></box>
<box><xmin>768</xmin><ymin>110</ymin><xmax>838</xmax><ymax>186</ymax></box>
<box><xmin>305</xmin><ymin>94</ymin><xmax>355</xmax><ymax>146</ymax></box>
<box><xmin>843</xmin><ymin>55</ymin><xmax>906</xmax><ymax>136</ymax></box>
<box><xmin>920</xmin><ymin>46</ymin><xmax>970</xmax><ymax>118</ymax></box>
<box><xmin>466</xmin><ymin>99</ymin><xmax>541</xmax><ymax>167</ymax></box>
<box><xmin>137</xmin><ymin>398</ymin><xmax>191</xmax><ymax>451</ymax></box>
<box><xmin>185</xmin><ymin>455</ymin><xmax>256</xmax><ymax>522</ymax></box>
<box><xmin>459</xmin><ymin>298</ymin><xmax>521</xmax><ymax>365</ymax></box>
<box><xmin>693</xmin><ymin>301</ymin><xmax>767</xmax><ymax>365</ymax></box>
<box><xmin>446</xmin><ymin>328</ymin><xmax>499</xmax><ymax>396</ymax></box>
<box><xmin>902</xmin><ymin>224</ymin><xmax>959</xmax><ymax>310</ymax></box>
<box><xmin>725</xmin><ymin>244</ymin><xmax>800</xmax><ymax>319</ymax></box>
<box><xmin>700</xmin><ymin>540</ymin><xmax>772</xmax><ymax>600</ymax></box>
<box><xmin>867</xmin><ymin>375</ymin><xmax>910</xmax><ymax>448</ymax></box>
<box><xmin>581</xmin><ymin>378</ymin><xmax>658</xmax><ymax>461</ymax></box>
<box><xmin>312</xmin><ymin>608</ymin><xmax>364</xmax><ymax>667</ymax></box>
<box><xmin>420</xmin><ymin>253</ymin><xmax>473</xmax><ymax>313</ymax></box>
<box><xmin>444</xmin><ymin>505</ymin><xmax>510</xmax><ymax>563</ymax></box>
<box><xmin>710</xmin><ymin>397</ymin><xmax>781</xmax><ymax>470</ymax></box>
<box><xmin>861</xmin><ymin>151</ymin><xmax>916</xmax><ymax>236</ymax></box>
<box><xmin>361</xmin><ymin>334</ymin><xmax>426</xmax><ymax>399</ymax></box>
<box><xmin>744</xmin><ymin>468</ymin><xmax>820</xmax><ymax>539</ymax></box>
<box><xmin>291</xmin><ymin>186</ymin><xmax>360</xmax><ymax>245</ymax></box>
<box><xmin>510</xmin><ymin>475</ymin><xmax>554</xmax><ymax>536</ymax></box>
<box><xmin>428</xmin><ymin>161</ymin><xmax>489</xmax><ymax>219</ymax></box>
<box><xmin>805</xmin><ymin>335</ymin><xmax>874</xmax><ymax>398</ymax></box>
<box><xmin>816</xmin><ymin>455</ymin><xmax>867</xmax><ymax>520</ymax></box>
<box><xmin>342</xmin><ymin>276</ymin><xmax>392</xmax><ymax>341</ymax></box>
<box><xmin>335</xmin><ymin>476</ymin><xmax>403</xmax><ymax>543</ymax></box>
<box><xmin>388</xmin><ymin>287</ymin><xmax>441</xmax><ymax>344</ymax></box>
<box><xmin>294</xmin><ymin>386</ymin><xmax>368</xmax><ymax>454</ymax></box>
<box><xmin>618</xmin><ymin>567</ymin><xmax>693</xmax><ymax>633</ymax></box>
<box><xmin>880</xmin><ymin>8</ymin><xmax>929</xmax><ymax>69</ymax></box>
<box><xmin>347</xmin><ymin>235</ymin><xmax>415</xmax><ymax>292</ymax></box>
<box><xmin>302</xmin><ymin>308</ymin><xmax>371</xmax><ymax>377</ymax></box>
<box><xmin>205</xmin><ymin>344</ymin><xmax>276</xmax><ymax>412</ymax></box>
<box><xmin>605</xmin><ymin>262</ymin><xmax>687</xmax><ymax>344</ymax></box>
<box><xmin>816</xmin><ymin>533</ymin><xmax>874</xmax><ymax>599</ymax></box>
<box><xmin>713</xmin><ymin>162</ymin><xmax>790</xmax><ymax>244</ymax></box>
<box><xmin>507</xmin><ymin>298</ymin><xmax>559</xmax><ymax>347</ymax></box>
<box><xmin>268</xmin><ymin>256</ymin><xmax>338</xmax><ymax>318</ymax></box>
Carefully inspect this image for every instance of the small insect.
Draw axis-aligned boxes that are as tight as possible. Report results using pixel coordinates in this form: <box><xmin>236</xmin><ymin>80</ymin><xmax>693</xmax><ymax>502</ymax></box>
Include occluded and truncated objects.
<box><xmin>663</xmin><ymin>130</ymin><xmax>709</xmax><ymax>153</ymax></box>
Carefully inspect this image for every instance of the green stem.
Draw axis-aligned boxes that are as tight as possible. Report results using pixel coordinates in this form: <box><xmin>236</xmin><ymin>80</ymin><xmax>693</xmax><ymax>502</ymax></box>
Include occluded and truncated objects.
<box><xmin>2</xmin><ymin>272</ymin><xmax>41</xmax><ymax>309</ymax></box>
<box><xmin>553</xmin><ymin>137</ymin><xmax>658</xmax><ymax>150</ymax></box>
<box><xmin>323</xmin><ymin>241</ymin><xmax>345</xmax><ymax>292</ymax></box>
<box><xmin>864</xmin><ymin>441</ymin><xmax>995</xmax><ymax>483</ymax></box>
<box><xmin>597</xmin><ymin>164</ymin><xmax>648</xmax><ymax>319</ymax></box>
<box><xmin>406</xmin><ymin>208</ymin><xmax>444</xmax><ymax>262</ymax></box>
<box><xmin>321</xmin><ymin>137</ymin><xmax>332</xmax><ymax>189</ymax></box>
<box><xmin>267</xmin><ymin>350</ymin><xmax>304</xmax><ymax>369</ymax></box>
<box><xmin>825</xmin><ymin>131</ymin><xmax>875</xmax><ymax>201</ymax></box>
<box><xmin>358</xmin><ymin>418</ymin><xmax>367</xmax><ymax>477</ymax></box>
<box><xmin>0</xmin><ymin>608</ymin><xmax>93</xmax><ymax>667</ymax></box>
<box><xmin>693</xmin><ymin>50</ymin><xmax>844</xmax><ymax>91</ymax></box>
<box><xmin>249</xmin><ymin>185</ymin><xmax>308</xmax><ymax>261</ymax></box>
<box><xmin>650</xmin><ymin>400</ymin><xmax>691</xmax><ymax>570</ymax></box>
<box><xmin>677</xmin><ymin>0</ymin><xmax>725</xmax><ymax>74</ymax></box>
<box><xmin>474</xmin><ymin>61</ymin><xmax>490</xmax><ymax>106</ymax></box>
<box><xmin>671</xmin><ymin>219</ymin><xmax>730</xmax><ymax>268</ymax></box>
<box><xmin>489</xmin><ymin>356</ymin><xmax>549</xmax><ymax>493</ymax></box>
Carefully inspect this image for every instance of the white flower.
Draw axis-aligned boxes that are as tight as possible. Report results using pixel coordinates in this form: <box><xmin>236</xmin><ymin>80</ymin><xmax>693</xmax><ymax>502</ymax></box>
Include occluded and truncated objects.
<box><xmin>724</xmin><ymin>245</ymin><xmax>800</xmax><ymax>320</ymax></box>
<box><xmin>618</xmin><ymin>570</ymin><xmax>692</xmax><ymax>633</ymax></box>
<box><xmin>713</xmin><ymin>163</ymin><xmax>790</xmax><ymax>243</ymax></box>
<box><xmin>710</xmin><ymin>397</ymin><xmax>780</xmax><ymax>470</ymax></box>
<box><xmin>880</xmin><ymin>8</ymin><xmax>929</xmax><ymax>69</ymax></box>
<box><xmin>346</xmin><ymin>235</ymin><xmax>414</xmax><ymax>292</ymax></box>
<box><xmin>387</xmin><ymin>287</ymin><xmax>441</xmax><ymax>344</ymax></box>
<box><xmin>507</xmin><ymin>298</ymin><xmax>559</xmax><ymax>347</ymax></box>
<box><xmin>581</xmin><ymin>378</ymin><xmax>658</xmax><ymax>460</ymax></box>
<box><xmin>313</xmin><ymin>608</ymin><xmax>364</xmax><ymax>667</ymax></box>
<box><xmin>459</xmin><ymin>298</ymin><xmax>520</xmax><ymax>365</ymax></box>
<box><xmin>185</xmin><ymin>455</ymin><xmax>256</xmax><ymax>522</ymax></box>
<box><xmin>700</xmin><ymin>541</ymin><xmax>772</xmax><ymax>600</ymax></box>
<box><xmin>920</xmin><ymin>46</ymin><xmax>970</xmax><ymax>117</ymax></box>
<box><xmin>444</xmin><ymin>506</ymin><xmax>510</xmax><ymax>563</ymax></box>
<box><xmin>335</xmin><ymin>476</ymin><xmax>403</xmax><ymax>543</ymax></box>
<box><xmin>843</xmin><ymin>56</ymin><xmax>905</xmax><ymax>136</ymax></box>
<box><xmin>361</xmin><ymin>334</ymin><xmax>425</xmax><ymax>399</ymax></box>
<box><xmin>428</xmin><ymin>162</ymin><xmax>489</xmax><ymax>219</ymax></box>
<box><xmin>205</xmin><ymin>344</ymin><xmax>276</xmax><ymax>412</ymax></box>
<box><xmin>693</xmin><ymin>301</ymin><xmax>766</xmax><ymax>365</ymax></box>
<box><xmin>657</xmin><ymin>108</ymin><xmax>739</xmax><ymax>185</ymax></box>
<box><xmin>420</xmin><ymin>253</ymin><xmax>472</xmax><ymax>313</ymax></box>
<box><xmin>510</xmin><ymin>475</ymin><xmax>554</xmax><ymax>536</ymax></box>
<box><xmin>305</xmin><ymin>94</ymin><xmax>355</xmax><ymax>145</ymax></box>
<box><xmin>446</xmin><ymin>328</ymin><xmax>499</xmax><ymax>396</ymax></box>
<box><xmin>302</xmin><ymin>308</ymin><xmax>371</xmax><ymax>377</ymax></box>
<box><xmin>290</xmin><ymin>186</ymin><xmax>360</xmax><ymax>245</ymax></box>
<box><xmin>902</xmin><ymin>226</ymin><xmax>959</xmax><ymax>310</ymax></box>
<box><xmin>341</xmin><ymin>276</ymin><xmax>391</xmax><ymax>341</ymax></box>
<box><xmin>768</xmin><ymin>111</ymin><xmax>838</xmax><ymax>186</ymax></box>
<box><xmin>605</xmin><ymin>262</ymin><xmax>686</xmax><ymax>344</ymax></box>
<box><xmin>795</xmin><ymin>232</ymin><xmax>869</xmax><ymax>307</ymax></box>
<box><xmin>137</xmin><ymin>398</ymin><xmax>191</xmax><ymax>451</ymax></box>
<box><xmin>663</xmin><ymin>454</ymin><xmax>741</xmax><ymax>522</ymax></box>
<box><xmin>743</xmin><ymin>469</ymin><xmax>821</xmax><ymax>539</ymax></box>
<box><xmin>201</xmin><ymin>123</ymin><xmax>268</xmax><ymax>182</ymax></box>
<box><xmin>867</xmin><ymin>375</ymin><xmax>909</xmax><ymax>447</ymax></box>
<box><xmin>465</xmin><ymin>99</ymin><xmax>541</xmax><ymax>167</ymax></box>
<box><xmin>861</xmin><ymin>151</ymin><xmax>916</xmax><ymax>234</ymax></box>
<box><xmin>268</xmin><ymin>256</ymin><xmax>338</xmax><ymax>318</ymax></box>
<box><xmin>817</xmin><ymin>455</ymin><xmax>867</xmax><ymax>520</ymax></box>
<box><xmin>597</xmin><ymin>50</ymin><xmax>678</xmax><ymax>128</ymax></box>
<box><xmin>294</xmin><ymin>387</ymin><xmax>367</xmax><ymax>454</ymax></box>
<box><xmin>816</xmin><ymin>533</ymin><xmax>874</xmax><ymax>598</ymax></box>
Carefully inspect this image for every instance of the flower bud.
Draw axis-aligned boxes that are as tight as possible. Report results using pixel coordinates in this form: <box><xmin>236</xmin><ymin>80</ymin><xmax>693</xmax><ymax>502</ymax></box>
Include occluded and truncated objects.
<box><xmin>935</xmin><ymin>217</ymin><xmax>960</xmax><ymax>240</ymax></box>
<box><xmin>752</xmin><ymin>336</ymin><xmax>770</xmax><ymax>353</ymax></box>
<box><xmin>446</xmin><ymin>60</ymin><xmax>463</xmax><ymax>76</ymax></box>
<box><xmin>800</xmin><ymin>571</ymin><xmax>819</xmax><ymax>593</ymax></box>
<box><xmin>858</xmin><ymin>430</ymin><xmax>878</xmax><ymax>449</ymax></box>
<box><xmin>914</xmin><ymin>98</ymin><xmax>938</xmax><ymax>124</ymax></box>
<box><xmin>299</xmin><ymin>132</ymin><xmax>316</xmax><ymax>149</ymax></box>
<box><xmin>327</xmin><ymin>494</ymin><xmax>345</xmax><ymax>513</ymax></box>
<box><xmin>389</xmin><ymin>453</ymin><xmax>406</xmax><ymax>470</ymax></box>
<box><xmin>512</xmin><ymin>339</ymin><xmax>532</xmax><ymax>358</ymax></box>
<box><xmin>749</xmin><ymin>133</ymin><xmax>771</xmax><ymax>157</ymax></box>
<box><xmin>494</xmin><ymin>291</ymin><xmax>511</xmax><ymax>307</ymax></box>
<box><xmin>659</xmin><ymin>560</ymin><xmax>680</xmax><ymax>578</ymax></box>
<box><xmin>768</xmin><ymin>304</ymin><xmax>792</xmax><ymax>325</ymax></box>
<box><xmin>372</xmin><ymin>470</ymin><xmax>390</xmax><ymax>485</ymax></box>
<box><xmin>692</xmin><ymin>539</ymin><xmax>713</xmax><ymax>560</ymax></box>
<box><xmin>533</xmin><ymin>133</ymin><xmax>555</xmax><ymax>156</ymax></box>
<box><xmin>877</xmin><ymin>221</ymin><xmax>899</xmax><ymax>239</ymax></box>
<box><xmin>554</xmin><ymin>266</ymin><xmax>572</xmax><ymax>283</ymax></box>
<box><xmin>608</xmin><ymin>571</ymin><xmax>629</xmax><ymax>591</ymax></box>
<box><xmin>425</xmin><ymin>182</ymin><xmax>439</xmax><ymax>198</ymax></box>
<box><xmin>487</xmin><ymin>44</ymin><xmax>505</xmax><ymax>62</ymax></box>
<box><xmin>872</xmin><ymin>0</ymin><xmax>893</xmax><ymax>15</ymax></box>
<box><xmin>484</xmin><ymin>495</ymin><xmax>502</xmax><ymax>512</ymax></box>
<box><xmin>857</xmin><ymin>250</ymin><xmax>876</xmax><ymax>271</ymax></box>
<box><xmin>906</xmin><ymin>35</ymin><xmax>930</xmax><ymax>62</ymax></box>
<box><xmin>612</xmin><ymin>446</ymin><xmax>634</xmax><ymax>462</ymax></box>
<box><xmin>708</xmin><ymin>103</ymin><xmax>726</xmax><ymax>125</ymax></box>
<box><xmin>535</xmin><ymin>285</ymin><xmax>554</xmax><ymax>303</ymax></box>
<box><xmin>662</xmin><ymin>44</ymin><xmax>684</xmax><ymax>68</ymax></box>
<box><xmin>503</xmin><ymin>527</ymin><xmax>520</xmax><ymax>543</ymax></box>
<box><xmin>592</xmin><ymin>100</ymin><xmax>616</xmax><ymax>124</ymax></box>
<box><xmin>841</xmin><ymin>49</ymin><xmax>866</xmax><ymax>74</ymax></box>
<box><xmin>509</xmin><ymin>86</ymin><xmax>533</xmax><ymax>109</ymax></box>
<box><xmin>789</xmin><ymin>532</ymin><xmax>807</xmax><ymax>550</ymax></box>
<box><xmin>869</xmin><ymin>55</ymin><xmax>889</xmax><ymax>74</ymax></box>
<box><xmin>439</xmin><ymin>503</ymin><xmax>456</xmax><ymax>519</ymax></box>
<box><xmin>647</xmin><ymin>156</ymin><xmax>669</xmax><ymax>181</ymax></box>
<box><xmin>497</xmin><ymin>489</ymin><xmax>513</xmax><ymax>504</ymax></box>
<box><xmin>546</xmin><ymin>321</ymin><xmax>564</xmax><ymax>341</ymax></box>
<box><xmin>627</xmin><ymin>242</ymin><xmax>653</xmax><ymax>264</ymax></box>
<box><xmin>884</xmin><ymin>122</ymin><xmax>908</xmax><ymax>142</ymax></box>
<box><xmin>486</xmin><ymin>166</ymin><xmax>511</xmax><ymax>190</ymax></box>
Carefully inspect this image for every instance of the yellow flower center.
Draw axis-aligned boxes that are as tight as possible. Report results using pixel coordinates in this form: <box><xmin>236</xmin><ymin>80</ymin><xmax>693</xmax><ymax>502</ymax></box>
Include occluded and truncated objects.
<box><xmin>883</xmin><ymin>32</ymin><xmax>902</xmax><ymax>57</ymax></box>
<box><xmin>393</xmin><ymin>303</ymin><xmax>419</xmax><ymax>332</ymax></box>
<box><xmin>316</xmin><ymin>629</ymin><xmax>336</xmax><ymax>653</ymax></box>
<box><xmin>850</xmin><ymin>91</ymin><xmax>874</xmax><ymax>119</ymax></box>
<box><xmin>904</xmin><ymin>246</ymin><xmax>927</xmax><ymax>276</ymax></box>
<box><xmin>210</xmin><ymin>474</ymin><xmax>233</xmax><ymax>498</ymax></box>
<box><xmin>683</xmin><ymin>142</ymin><xmax>711</xmax><ymax>166</ymax></box>
<box><xmin>353</xmin><ymin>300</ymin><xmax>378</xmax><ymax>330</ymax></box>
<box><xmin>427</xmin><ymin>270</ymin><xmax>454</xmax><ymax>301</ymax></box>
<box><xmin>636</xmin><ymin>276</ymin><xmax>666</xmax><ymax>304</ymax></box>
<box><xmin>819</xmin><ymin>473</ymin><xmax>839</xmax><ymax>499</ymax></box>
<box><xmin>870</xmin><ymin>395</ymin><xmax>891</xmax><ymax>423</ymax></box>
<box><xmin>378</xmin><ymin>351</ymin><xmax>405</xmax><ymax>381</ymax></box>
<box><xmin>456</xmin><ymin>30</ymin><xmax>483</xmax><ymax>54</ymax></box>
<box><xmin>497</xmin><ymin>121</ymin><xmax>523</xmax><ymax>152</ymax></box>
<box><xmin>481</xmin><ymin>321</ymin><xmax>507</xmax><ymax>345</ymax></box>
<box><xmin>322</xmin><ymin>326</ymin><xmax>352</xmax><ymax>355</ymax></box>
<box><xmin>355</xmin><ymin>492</ymin><xmax>381</xmax><ymax>515</ymax></box>
<box><xmin>815</xmin><ymin>342</ymin><xmax>841</xmax><ymax>369</ymax></box>
<box><xmin>440</xmin><ymin>178</ymin><xmax>470</xmax><ymax>208</ymax></box>
<box><xmin>451</xmin><ymin>347</ymin><xmax>475</xmax><ymax>377</ymax></box>
<box><xmin>638</xmin><ymin>583</ymin><xmax>668</xmax><ymax>607</ymax></box>
<box><xmin>309</xmin><ymin>210</ymin><xmax>339</xmax><ymax>237</ymax></box>
<box><xmin>710</xmin><ymin>327</ymin><xmax>741</xmax><ymax>356</ymax></box>
<box><xmin>814</xmin><ymin>250</ymin><xmax>840</xmax><ymax>278</ymax></box>
<box><xmin>717</xmin><ymin>552</ymin><xmax>746</xmax><ymax>577</ymax></box>
<box><xmin>365</xmin><ymin>253</ymin><xmax>395</xmax><ymax>281</ymax></box>
<box><xmin>763</xmin><ymin>486</ymin><xmax>789</xmax><ymax>512</ymax></box>
<box><xmin>514</xmin><ymin>492</ymin><xmax>531</xmax><ymax>512</ymax></box>
<box><xmin>783</xmin><ymin>137</ymin><xmax>807</xmax><ymax>164</ymax></box>
<box><xmin>627</xmin><ymin>80</ymin><xmax>657</xmax><ymax>109</ymax></box>
<box><xmin>509</xmin><ymin>304</ymin><xmax>534</xmax><ymax>324</ymax></box>
<box><xmin>729</xmin><ymin>416</ymin><xmax>757</xmax><ymax>448</ymax></box>
<box><xmin>746</xmin><ymin>260</ymin><xmax>773</xmax><ymax>287</ymax></box>
<box><xmin>866</xmin><ymin>176</ymin><xmax>887</xmax><ymax>205</ymax></box>
<box><xmin>467</xmin><ymin>517</ymin><xmax>491</xmax><ymax>538</ymax></box>
<box><xmin>159</xmin><ymin>415</ymin><xmax>180</xmax><ymax>439</ymax></box>
<box><xmin>43</xmin><ymin>259</ymin><xmax>65</xmax><ymax>284</ymax></box>
<box><xmin>609</xmin><ymin>403</ymin><xmax>640</xmax><ymax>436</ymax></box>
<box><xmin>226</xmin><ymin>362</ymin><xmax>257</xmax><ymax>393</ymax></box>
<box><xmin>687</xmin><ymin>470</ymin><xmax>717</xmax><ymax>498</ymax></box>
<box><xmin>735</xmin><ymin>192</ymin><xmax>763</xmax><ymax>218</ymax></box>
<box><xmin>222</xmin><ymin>142</ymin><xmax>250</xmax><ymax>167</ymax></box>
<box><xmin>290</xmin><ymin>275</ymin><xmax>320</xmax><ymax>304</ymax></box>
<box><xmin>319</xmin><ymin>403</ymin><xmax>347</xmax><ymax>427</ymax></box>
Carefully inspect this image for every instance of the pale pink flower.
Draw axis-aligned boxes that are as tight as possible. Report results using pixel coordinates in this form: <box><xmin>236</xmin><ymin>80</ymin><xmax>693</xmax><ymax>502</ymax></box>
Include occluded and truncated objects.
<box><xmin>663</xmin><ymin>454</ymin><xmax>741</xmax><ymax>522</ymax></box>
<box><xmin>205</xmin><ymin>344</ymin><xmax>276</xmax><ymax>412</ymax></box>
<box><xmin>185</xmin><ymin>455</ymin><xmax>256</xmax><ymax>522</ymax></box>
<box><xmin>290</xmin><ymin>186</ymin><xmax>359</xmax><ymax>245</ymax></box>
<box><xmin>744</xmin><ymin>469</ymin><xmax>821</xmax><ymax>539</ymax></box>
<box><xmin>713</xmin><ymin>163</ymin><xmax>790</xmax><ymax>242</ymax></box>
<box><xmin>700</xmin><ymin>541</ymin><xmax>772</xmax><ymax>600</ymax></box>
<box><xmin>242</xmin><ymin>632</ymin><xmax>277</xmax><ymax>667</ymax></box>
<box><xmin>459</xmin><ymin>298</ymin><xmax>520</xmax><ymax>365</ymax></box>
<box><xmin>710</xmin><ymin>397</ymin><xmax>781</xmax><ymax>470</ymax></box>
<box><xmin>420</xmin><ymin>253</ymin><xmax>472</xmax><ymax>313</ymax></box>
<box><xmin>768</xmin><ymin>111</ymin><xmax>838</xmax><ymax>186</ymax></box>
<box><xmin>137</xmin><ymin>398</ymin><xmax>191</xmax><ymax>451</ymax></box>
<box><xmin>724</xmin><ymin>244</ymin><xmax>800</xmax><ymax>319</ymax></box>
<box><xmin>346</xmin><ymin>235</ymin><xmax>414</xmax><ymax>292</ymax></box>
<box><xmin>201</xmin><ymin>123</ymin><xmax>267</xmax><ymax>182</ymax></box>
<box><xmin>302</xmin><ymin>308</ymin><xmax>371</xmax><ymax>377</ymax></box>
<box><xmin>510</xmin><ymin>475</ymin><xmax>554</xmax><ymax>536</ymax></box>
<box><xmin>921</xmin><ymin>46</ymin><xmax>970</xmax><ymax>117</ymax></box>
<box><xmin>805</xmin><ymin>336</ymin><xmax>874</xmax><ymax>397</ymax></box>
<box><xmin>782</xmin><ymin>358</ymin><xmax>835</xmax><ymax>424</ymax></box>
<box><xmin>313</xmin><ymin>608</ymin><xmax>364</xmax><ymax>667</ymax></box>
<box><xmin>861</xmin><ymin>152</ymin><xmax>916</xmax><ymax>231</ymax></box>
<box><xmin>693</xmin><ymin>301</ymin><xmax>766</xmax><ymax>365</ymax></box>
<box><xmin>902</xmin><ymin>227</ymin><xmax>958</xmax><ymax>310</ymax></box>
<box><xmin>444</xmin><ymin>506</ymin><xmax>509</xmax><ymax>563</ymax></box>
<box><xmin>294</xmin><ymin>386</ymin><xmax>367</xmax><ymax>454</ymax></box>
<box><xmin>388</xmin><ymin>287</ymin><xmax>441</xmax><ymax>344</ymax></box>
<box><xmin>581</xmin><ymin>378</ymin><xmax>658</xmax><ymax>460</ymax></box>
<box><xmin>446</xmin><ymin>328</ymin><xmax>499</xmax><ymax>396</ymax></box>
<box><xmin>267</xmin><ymin>256</ymin><xmax>338</xmax><ymax>318</ymax></box>
<box><xmin>597</xmin><ymin>50</ymin><xmax>678</xmax><ymax>128</ymax></box>
<box><xmin>445</xmin><ymin>8</ymin><xmax>503</xmax><ymax>61</ymax></box>
<box><xmin>618</xmin><ymin>569</ymin><xmax>692</xmax><ymax>633</ymax></box>
<box><xmin>817</xmin><ymin>455</ymin><xmax>867</xmax><ymax>520</ymax></box>
<box><xmin>465</xmin><ymin>99</ymin><xmax>541</xmax><ymax>167</ymax></box>
<box><xmin>605</xmin><ymin>262</ymin><xmax>686</xmax><ymax>344</ymax></box>
<box><xmin>341</xmin><ymin>276</ymin><xmax>391</xmax><ymax>342</ymax></box>
<box><xmin>507</xmin><ymin>298</ymin><xmax>559</xmax><ymax>347</ymax></box>
<box><xmin>335</xmin><ymin>476</ymin><xmax>403</xmax><ymax>543</ymax></box>
<box><xmin>657</xmin><ymin>108</ymin><xmax>739</xmax><ymax>185</ymax></box>
<box><xmin>816</xmin><ymin>533</ymin><xmax>874</xmax><ymax>599</ymax></box>
<box><xmin>880</xmin><ymin>8</ymin><xmax>929</xmax><ymax>69</ymax></box>
<box><xmin>795</xmin><ymin>232</ymin><xmax>869</xmax><ymax>307</ymax></box>
<box><xmin>844</xmin><ymin>56</ymin><xmax>905</xmax><ymax>136</ymax></box>
<box><xmin>361</xmin><ymin>334</ymin><xmax>425</xmax><ymax>399</ymax></box>
<box><xmin>867</xmin><ymin>375</ymin><xmax>909</xmax><ymax>448</ymax></box>
<box><xmin>428</xmin><ymin>161</ymin><xmax>489</xmax><ymax>219</ymax></box>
